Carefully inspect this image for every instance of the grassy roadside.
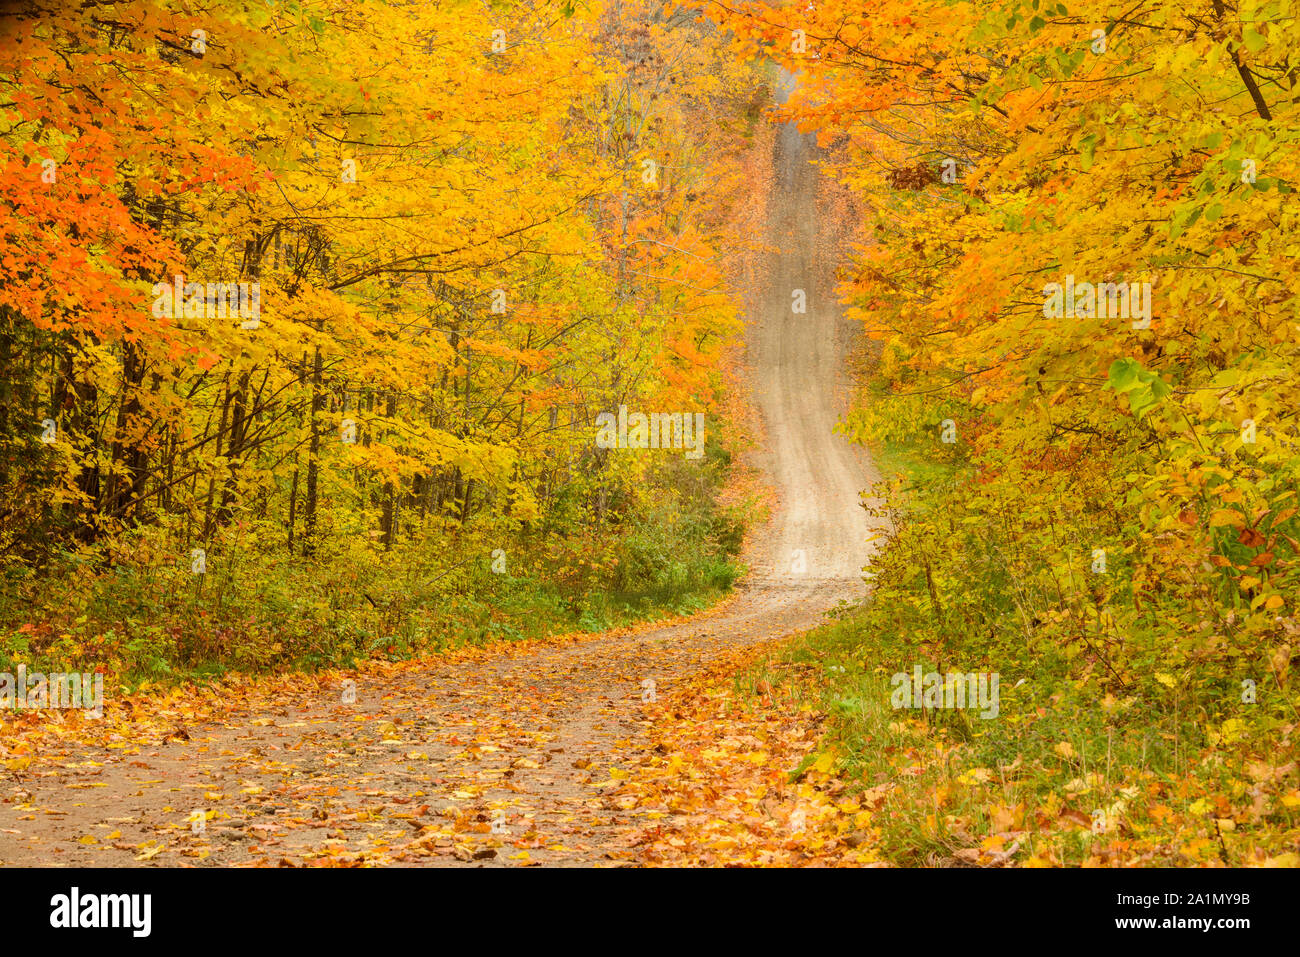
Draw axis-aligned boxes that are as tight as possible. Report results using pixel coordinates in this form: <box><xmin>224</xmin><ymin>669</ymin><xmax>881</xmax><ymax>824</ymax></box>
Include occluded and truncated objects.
<box><xmin>738</xmin><ymin>593</ymin><xmax>1299</xmax><ymax>868</ymax></box>
<box><xmin>0</xmin><ymin>451</ymin><xmax>754</xmax><ymax>690</ymax></box>
<box><xmin>732</xmin><ymin>374</ymin><xmax>1300</xmax><ymax>866</ymax></box>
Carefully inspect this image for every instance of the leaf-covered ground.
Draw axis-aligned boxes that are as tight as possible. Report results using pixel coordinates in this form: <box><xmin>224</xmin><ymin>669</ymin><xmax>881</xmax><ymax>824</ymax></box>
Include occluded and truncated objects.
<box><xmin>1</xmin><ymin>585</ymin><xmax>863</xmax><ymax>867</ymax></box>
<box><xmin>623</xmin><ymin>644</ymin><xmax>884</xmax><ymax>867</ymax></box>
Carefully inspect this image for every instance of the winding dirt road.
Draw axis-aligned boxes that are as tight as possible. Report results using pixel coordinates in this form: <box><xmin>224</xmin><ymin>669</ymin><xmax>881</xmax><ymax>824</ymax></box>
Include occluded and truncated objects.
<box><xmin>0</xmin><ymin>77</ymin><xmax>879</xmax><ymax>867</ymax></box>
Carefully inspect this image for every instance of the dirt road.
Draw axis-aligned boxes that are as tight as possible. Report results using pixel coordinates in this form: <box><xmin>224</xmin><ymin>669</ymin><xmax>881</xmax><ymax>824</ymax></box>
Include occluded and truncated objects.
<box><xmin>0</xmin><ymin>75</ymin><xmax>879</xmax><ymax>867</ymax></box>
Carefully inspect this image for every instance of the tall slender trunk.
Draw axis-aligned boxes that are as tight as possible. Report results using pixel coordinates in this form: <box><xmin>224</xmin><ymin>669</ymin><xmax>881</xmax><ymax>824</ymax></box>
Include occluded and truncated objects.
<box><xmin>303</xmin><ymin>343</ymin><xmax>323</xmax><ymax>556</ymax></box>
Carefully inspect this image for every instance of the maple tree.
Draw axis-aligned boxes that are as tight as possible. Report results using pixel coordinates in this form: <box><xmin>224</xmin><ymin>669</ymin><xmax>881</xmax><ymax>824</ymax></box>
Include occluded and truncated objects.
<box><xmin>0</xmin><ymin>0</ymin><xmax>759</xmax><ymax>672</ymax></box>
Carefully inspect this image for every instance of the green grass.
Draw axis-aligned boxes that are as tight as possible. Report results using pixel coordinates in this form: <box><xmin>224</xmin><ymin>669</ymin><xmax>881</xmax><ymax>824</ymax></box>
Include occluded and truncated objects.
<box><xmin>0</xmin><ymin>481</ymin><xmax>747</xmax><ymax>689</ymax></box>
<box><xmin>740</xmin><ymin>601</ymin><xmax>1298</xmax><ymax>866</ymax></box>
